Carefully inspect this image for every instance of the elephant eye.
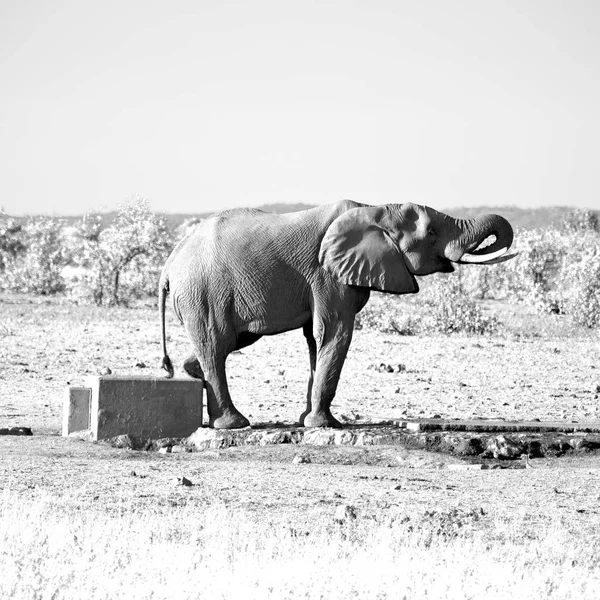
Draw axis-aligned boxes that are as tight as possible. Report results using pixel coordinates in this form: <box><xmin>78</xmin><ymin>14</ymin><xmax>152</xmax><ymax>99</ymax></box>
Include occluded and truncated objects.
<box><xmin>427</xmin><ymin>228</ymin><xmax>436</xmax><ymax>237</ymax></box>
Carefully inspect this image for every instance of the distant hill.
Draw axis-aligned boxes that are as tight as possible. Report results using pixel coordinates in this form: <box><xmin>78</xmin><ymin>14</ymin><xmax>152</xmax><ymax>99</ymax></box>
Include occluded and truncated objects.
<box><xmin>5</xmin><ymin>203</ymin><xmax>597</xmax><ymax>231</ymax></box>
<box><xmin>440</xmin><ymin>205</ymin><xmax>595</xmax><ymax>230</ymax></box>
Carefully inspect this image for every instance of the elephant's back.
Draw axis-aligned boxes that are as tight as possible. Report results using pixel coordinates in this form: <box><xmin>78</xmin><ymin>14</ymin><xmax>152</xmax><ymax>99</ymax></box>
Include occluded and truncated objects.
<box><xmin>181</xmin><ymin>203</ymin><xmax>356</xmax><ymax>259</ymax></box>
<box><xmin>170</xmin><ymin>200</ymin><xmax>366</xmax><ymax>284</ymax></box>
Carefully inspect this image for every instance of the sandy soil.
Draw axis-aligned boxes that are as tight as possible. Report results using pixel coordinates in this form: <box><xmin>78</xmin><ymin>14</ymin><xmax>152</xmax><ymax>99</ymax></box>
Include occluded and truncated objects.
<box><xmin>2</xmin><ymin>293</ymin><xmax>600</xmax><ymax>528</ymax></box>
<box><xmin>1</xmin><ymin>293</ymin><xmax>599</xmax><ymax>433</ymax></box>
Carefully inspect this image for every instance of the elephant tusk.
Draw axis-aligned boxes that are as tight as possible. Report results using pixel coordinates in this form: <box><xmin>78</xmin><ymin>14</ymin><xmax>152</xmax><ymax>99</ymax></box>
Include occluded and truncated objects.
<box><xmin>457</xmin><ymin>248</ymin><xmax>517</xmax><ymax>264</ymax></box>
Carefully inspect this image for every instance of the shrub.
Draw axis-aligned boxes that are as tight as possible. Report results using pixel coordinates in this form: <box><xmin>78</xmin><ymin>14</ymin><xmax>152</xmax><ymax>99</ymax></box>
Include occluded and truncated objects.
<box><xmin>0</xmin><ymin>210</ymin><xmax>25</xmax><ymax>273</ymax></box>
<box><xmin>422</xmin><ymin>271</ymin><xmax>499</xmax><ymax>335</ymax></box>
<box><xmin>500</xmin><ymin>228</ymin><xmax>568</xmax><ymax>314</ymax></box>
<box><xmin>562</xmin><ymin>208</ymin><xmax>600</xmax><ymax>233</ymax></box>
<box><xmin>354</xmin><ymin>294</ymin><xmax>419</xmax><ymax>335</ymax></box>
<box><xmin>562</xmin><ymin>248</ymin><xmax>600</xmax><ymax>328</ymax></box>
<box><xmin>1</xmin><ymin>216</ymin><xmax>67</xmax><ymax>294</ymax></box>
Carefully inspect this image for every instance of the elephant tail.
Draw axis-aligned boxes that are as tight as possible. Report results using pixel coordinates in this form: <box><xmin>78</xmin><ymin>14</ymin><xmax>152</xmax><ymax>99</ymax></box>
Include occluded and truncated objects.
<box><xmin>159</xmin><ymin>273</ymin><xmax>175</xmax><ymax>379</ymax></box>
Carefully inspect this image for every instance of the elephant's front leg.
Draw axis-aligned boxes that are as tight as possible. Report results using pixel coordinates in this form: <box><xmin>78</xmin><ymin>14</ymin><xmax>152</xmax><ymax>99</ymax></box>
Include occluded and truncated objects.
<box><xmin>302</xmin><ymin>317</ymin><xmax>354</xmax><ymax>428</ymax></box>
<box><xmin>299</xmin><ymin>320</ymin><xmax>317</xmax><ymax>425</ymax></box>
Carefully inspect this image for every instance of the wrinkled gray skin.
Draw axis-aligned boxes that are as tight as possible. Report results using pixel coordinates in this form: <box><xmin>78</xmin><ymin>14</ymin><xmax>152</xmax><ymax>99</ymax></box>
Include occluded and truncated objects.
<box><xmin>159</xmin><ymin>201</ymin><xmax>514</xmax><ymax>429</ymax></box>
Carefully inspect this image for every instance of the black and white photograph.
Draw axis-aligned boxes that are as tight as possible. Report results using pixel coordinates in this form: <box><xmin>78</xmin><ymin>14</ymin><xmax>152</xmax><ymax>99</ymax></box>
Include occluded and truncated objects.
<box><xmin>1</xmin><ymin>1</ymin><xmax>599</xmax><ymax>597</ymax></box>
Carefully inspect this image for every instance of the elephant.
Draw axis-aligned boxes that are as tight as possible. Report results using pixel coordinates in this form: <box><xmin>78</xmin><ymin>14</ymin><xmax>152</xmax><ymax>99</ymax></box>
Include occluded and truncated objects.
<box><xmin>159</xmin><ymin>200</ymin><xmax>514</xmax><ymax>429</ymax></box>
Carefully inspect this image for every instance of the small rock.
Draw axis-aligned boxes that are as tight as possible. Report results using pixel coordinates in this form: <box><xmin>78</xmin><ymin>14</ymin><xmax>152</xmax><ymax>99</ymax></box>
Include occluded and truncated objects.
<box><xmin>173</xmin><ymin>476</ymin><xmax>193</xmax><ymax>487</ymax></box>
<box><xmin>202</xmin><ymin>450</ymin><xmax>221</xmax><ymax>459</ymax></box>
<box><xmin>99</xmin><ymin>366</ymin><xmax>112</xmax><ymax>375</ymax></box>
<box><xmin>334</xmin><ymin>504</ymin><xmax>357</xmax><ymax>522</ymax></box>
<box><xmin>0</xmin><ymin>427</ymin><xmax>33</xmax><ymax>436</ymax></box>
<box><xmin>107</xmin><ymin>434</ymin><xmax>136</xmax><ymax>449</ymax></box>
<box><xmin>135</xmin><ymin>361</ymin><xmax>147</xmax><ymax>368</ymax></box>
<box><xmin>158</xmin><ymin>447</ymin><xmax>171</xmax><ymax>454</ymax></box>
<box><xmin>485</xmin><ymin>435</ymin><xmax>526</xmax><ymax>460</ymax></box>
<box><xmin>447</xmin><ymin>464</ymin><xmax>488</xmax><ymax>471</ymax></box>
<box><xmin>171</xmin><ymin>445</ymin><xmax>191</xmax><ymax>453</ymax></box>
<box><xmin>293</xmin><ymin>455</ymin><xmax>311</xmax><ymax>464</ymax></box>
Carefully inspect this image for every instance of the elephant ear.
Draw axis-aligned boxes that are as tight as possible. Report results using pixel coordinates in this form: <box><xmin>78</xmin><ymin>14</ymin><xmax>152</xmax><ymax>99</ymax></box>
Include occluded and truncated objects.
<box><xmin>318</xmin><ymin>206</ymin><xmax>419</xmax><ymax>294</ymax></box>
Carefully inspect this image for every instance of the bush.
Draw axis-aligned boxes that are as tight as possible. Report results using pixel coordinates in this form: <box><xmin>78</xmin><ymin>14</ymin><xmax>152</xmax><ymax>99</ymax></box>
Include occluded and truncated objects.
<box><xmin>354</xmin><ymin>294</ymin><xmax>419</xmax><ymax>335</ymax></box>
<box><xmin>0</xmin><ymin>210</ymin><xmax>25</xmax><ymax>273</ymax></box>
<box><xmin>562</xmin><ymin>249</ymin><xmax>600</xmax><ymax>328</ymax></box>
<box><xmin>1</xmin><ymin>216</ymin><xmax>67</xmax><ymax>294</ymax></box>
<box><xmin>504</xmin><ymin>228</ymin><xmax>568</xmax><ymax>313</ymax></box>
<box><xmin>422</xmin><ymin>272</ymin><xmax>499</xmax><ymax>335</ymax></box>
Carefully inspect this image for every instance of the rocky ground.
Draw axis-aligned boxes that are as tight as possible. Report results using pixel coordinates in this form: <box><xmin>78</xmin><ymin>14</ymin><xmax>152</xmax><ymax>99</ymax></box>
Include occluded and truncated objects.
<box><xmin>1</xmin><ymin>292</ymin><xmax>600</xmax><ymax>530</ymax></box>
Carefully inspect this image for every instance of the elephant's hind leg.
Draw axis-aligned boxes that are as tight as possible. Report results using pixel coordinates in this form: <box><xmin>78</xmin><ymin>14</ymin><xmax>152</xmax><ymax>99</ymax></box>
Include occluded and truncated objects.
<box><xmin>184</xmin><ymin>324</ymin><xmax>250</xmax><ymax>430</ymax></box>
<box><xmin>183</xmin><ymin>354</ymin><xmax>205</xmax><ymax>379</ymax></box>
<box><xmin>201</xmin><ymin>352</ymin><xmax>250</xmax><ymax>429</ymax></box>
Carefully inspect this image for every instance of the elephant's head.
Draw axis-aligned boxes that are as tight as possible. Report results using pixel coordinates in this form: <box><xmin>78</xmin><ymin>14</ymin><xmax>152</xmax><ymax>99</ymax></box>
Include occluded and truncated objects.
<box><xmin>318</xmin><ymin>202</ymin><xmax>514</xmax><ymax>293</ymax></box>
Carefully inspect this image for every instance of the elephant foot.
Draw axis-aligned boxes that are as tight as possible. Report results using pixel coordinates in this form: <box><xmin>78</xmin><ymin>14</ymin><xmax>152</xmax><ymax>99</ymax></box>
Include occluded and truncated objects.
<box><xmin>209</xmin><ymin>409</ymin><xmax>250</xmax><ymax>430</ymax></box>
<box><xmin>302</xmin><ymin>410</ymin><xmax>342</xmax><ymax>429</ymax></box>
<box><xmin>183</xmin><ymin>356</ymin><xmax>205</xmax><ymax>380</ymax></box>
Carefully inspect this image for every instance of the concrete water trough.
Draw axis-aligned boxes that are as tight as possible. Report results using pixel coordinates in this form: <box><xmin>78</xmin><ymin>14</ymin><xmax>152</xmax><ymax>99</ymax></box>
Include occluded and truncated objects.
<box><xmin>63</xmin><ymin>376</ymin><xmax>203</xmax><ymax>441</ymax></box>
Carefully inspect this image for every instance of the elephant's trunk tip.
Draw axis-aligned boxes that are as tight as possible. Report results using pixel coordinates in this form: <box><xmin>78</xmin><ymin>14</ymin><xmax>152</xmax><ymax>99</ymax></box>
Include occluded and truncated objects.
<box><xmin>162</xmin><ymin>355</ymin><xmax>175</xmax><ymax>379</ymax></box>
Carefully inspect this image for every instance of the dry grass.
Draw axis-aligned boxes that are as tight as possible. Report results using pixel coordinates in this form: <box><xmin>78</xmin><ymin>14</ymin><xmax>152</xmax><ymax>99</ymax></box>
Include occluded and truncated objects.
<box><xmin>2</xmin><ymin>292</ymin><xmax>600</xmax><ymax>598</ymax></box>
<box><xmin>1</xmin><ymin>490</ymin><xmax>599</xmax><ymax>600</ymax></box>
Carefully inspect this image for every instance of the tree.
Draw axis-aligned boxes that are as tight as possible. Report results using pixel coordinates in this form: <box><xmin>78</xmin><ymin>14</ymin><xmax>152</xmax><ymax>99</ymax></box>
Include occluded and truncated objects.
<box><xmin>0</xmin><ymin>209</ymin><xmax>25</xmax><ymax>273</ymax></box>
<box><xmin>1</xmin><ymin>214</ymin><xmax>67</xmax><ymax>294</ymax></box>
<box><xmin>74</xmin><ymin>197</ymin><xmax>174</xmax><ymax>305</ymax></box>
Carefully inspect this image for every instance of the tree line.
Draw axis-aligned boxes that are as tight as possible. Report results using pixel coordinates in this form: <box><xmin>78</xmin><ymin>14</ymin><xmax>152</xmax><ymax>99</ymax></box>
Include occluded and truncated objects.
<box><xmin>1</xmin><ymin>199</ymin><xmax>599</xmax><ymax>329</ymax></box>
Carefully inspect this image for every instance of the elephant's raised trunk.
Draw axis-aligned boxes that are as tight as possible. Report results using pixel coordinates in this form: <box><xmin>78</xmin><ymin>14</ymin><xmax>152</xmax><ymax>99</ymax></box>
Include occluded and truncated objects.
<box><xmin>444</xmin><ymin>213</ymin><xmax>515</xmax><ymax>265</ymax></box>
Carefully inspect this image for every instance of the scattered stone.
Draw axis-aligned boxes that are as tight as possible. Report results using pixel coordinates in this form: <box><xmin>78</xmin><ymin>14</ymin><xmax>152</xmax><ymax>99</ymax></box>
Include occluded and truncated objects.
<box><xmin>202</xmin><ymin>450</ymin><xmax>221</xmax><ymax>458</ymax></box>
<box><xmin>0</xmin><ymin>427</ymin><xmax>33</xmax><ymax>436</ymax></box>
<box><xmin>293</xmin><ymin>454</ymin><xmax>311</xmax><ymax>464</ymax></box>
<box><xmin>186</xmin><ymin>427</ymin><xmax>252</xmax><ymax>450</ymax></box>
<box><xmin>257</xmin><ymin>430</ymin><xmax>302</xmax><ymax>445</ymax></box>
<box><xmin>368</xmin><ymin>363</ymin><xmax>406</xmax><ymax>373</ymax></box>
<box><xmin>135</xmin><ymin>361</ymin><xmax>147</xmax><ymax>368</ymax></box>
<box><xmin>334</xmin><ymin>504</ymin><xmax>357</xmax><ymax>522</ymax></box>
<box><xmin>303</xmin><ymin>429</ymin><xmax>336</xmax><ymax>445</ymax></box>
<box><xmin>173</xmin><ymin>476</ymin><xmax>193</xmax><ymax>487</ymax></box>
<box><xmin>99</xmin><ymin>366</ymin><xmax>112</xmax><ymax>375</ymax></box>
<box><xmin>158</xmin><ymin>447</ymin><xmax>171</xmax><ymax>454</ymax></box>
<box><xmin>171</xmin><ymin>445</ymin><xmax>191</xmax><ymax>453</ymax></box>
<box><xmin>447</xmin><ymin>464</ymin><xmax>489</xmax><ymax>471</ymax></box>
<box><xmin>151</xmin><ymin>437</ymin><xmax>181</xmax><ymax>451</ymax></box>
<box><xmin>485</xmin><ymin>435</ymin><xmax>526</xmax><ymax>459</ymax></box>
<box><xmin>106</xmin><ymin>434</ymin><xmax>137</xmax><ymax>449</ymax></box>
<box><xmin>443</xmin><ymin>435</ymin><xmax>484</xmax><ymax>456</ymax></box>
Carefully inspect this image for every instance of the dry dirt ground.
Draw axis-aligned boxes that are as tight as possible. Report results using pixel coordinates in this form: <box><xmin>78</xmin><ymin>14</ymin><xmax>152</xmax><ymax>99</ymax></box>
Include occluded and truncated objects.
<box><xmin>1</xmin><ymin>292</ymin><xmax>600</xmax><ymax>530</ymax></box>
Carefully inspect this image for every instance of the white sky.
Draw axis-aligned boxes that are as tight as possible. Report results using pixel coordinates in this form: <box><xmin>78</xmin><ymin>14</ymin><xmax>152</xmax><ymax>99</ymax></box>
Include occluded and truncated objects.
<box><xmin>1</xmin><ymin>0</ymin><xmax>599</xmax><ymax>215</ymax></box>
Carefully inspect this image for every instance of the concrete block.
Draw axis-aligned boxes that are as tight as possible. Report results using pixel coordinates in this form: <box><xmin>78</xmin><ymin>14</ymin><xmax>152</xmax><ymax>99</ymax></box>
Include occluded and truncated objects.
<box><xmin>86</xmin><ymin>376</ymin><xmax>203</xmax><ymax>440</ymax></box>
<box><xmin>63</xmin><ymin>387</ymin><xmax>92</xmax><ymax>436</ymax></box>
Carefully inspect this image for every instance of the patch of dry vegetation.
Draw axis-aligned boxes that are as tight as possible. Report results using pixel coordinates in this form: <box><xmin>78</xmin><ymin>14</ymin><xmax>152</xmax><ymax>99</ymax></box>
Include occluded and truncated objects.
<box><xmin>2</xmin><ymin>491</ymin><xmax>599</xmax><ymax>600</ymax></box>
